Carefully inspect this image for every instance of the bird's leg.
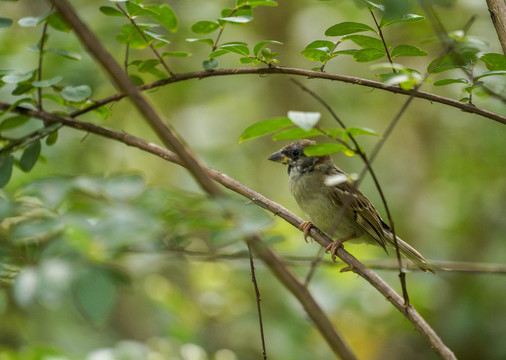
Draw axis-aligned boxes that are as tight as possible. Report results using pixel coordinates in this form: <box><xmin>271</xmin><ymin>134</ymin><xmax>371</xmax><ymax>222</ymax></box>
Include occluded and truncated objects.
<box><xmin>299</xmin><ymin>221</ymin><xmax>314</xmax><ymax>243</ymax></box>
<box><xmin>325</xmin><ymin>233</ymin><xmax>357</xmax><ymax>261</ymax></box>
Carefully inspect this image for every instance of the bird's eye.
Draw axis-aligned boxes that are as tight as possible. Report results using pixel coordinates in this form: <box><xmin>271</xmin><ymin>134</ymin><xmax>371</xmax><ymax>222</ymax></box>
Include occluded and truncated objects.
<box><xmin>292</xmin><ymin>149</ymin><xmax>300</xmax><ymax>157</ymax></box>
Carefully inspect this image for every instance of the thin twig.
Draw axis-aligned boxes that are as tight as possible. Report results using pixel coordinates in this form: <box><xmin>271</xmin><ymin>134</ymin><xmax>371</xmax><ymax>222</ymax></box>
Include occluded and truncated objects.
<box><xmin>320</xmin><ymin>40</ymin><xmax>341</xmax><ymax>72</ymax></box>
<box><xmin>212</xmin><ymin>8</ymin><xmax>237</xmax><ymax>51</ymax></box>
<box><xmin>124</xmin><ymin>41</ymin><xmax>130</xmax><ymax>76</ymax></box>
<box><xmin>247</xmin><ymin>243</ymin><xmax>268</xmax><ymax>360</ymax></box>
<box><xmin>69</xmin><ymin>67</ymin><xmax>506</xmax><ymax>125</ymax></box>
<box><xmin>141</xmin><ymin>248</ymin><xmax>506</xmax><ymax>275</ymax></box>
<box><xmin>1</xmin><ymin>101</ymin><xmax>456</xmax><ymax>359</ymax></box>
<box><xmin>37</xmin><ymin>12</ymin><xmax>51</xmax><ymax>113</ymax></box>
<box><xmin>369</xmin><ymin>9</ymin><xmax>396</xmax><ymax>73</ymax></box>
<box><xmin>304</xmin><ymin>247</ymin><xmax>325</xmax><ymax>286</ymax></box>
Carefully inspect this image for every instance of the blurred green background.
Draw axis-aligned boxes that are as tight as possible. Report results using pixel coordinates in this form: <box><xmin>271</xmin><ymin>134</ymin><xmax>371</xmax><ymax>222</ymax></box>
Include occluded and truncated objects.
<box><xmin>0</xmin><ymin>0</ymin><xmax>505</xmax><ymax>359</ymax></box>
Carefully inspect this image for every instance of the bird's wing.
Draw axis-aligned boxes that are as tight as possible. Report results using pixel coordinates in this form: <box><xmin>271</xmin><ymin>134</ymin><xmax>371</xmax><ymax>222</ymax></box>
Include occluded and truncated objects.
<box><xmin>325</xmin><ymin>168</ymin><xmax>388</xmax><ymax>251</ymax></box>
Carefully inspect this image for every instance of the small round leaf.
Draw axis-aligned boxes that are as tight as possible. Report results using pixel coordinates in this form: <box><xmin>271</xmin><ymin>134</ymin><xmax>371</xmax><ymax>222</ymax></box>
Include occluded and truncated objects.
<box><xmin>62</xmin><ymin>85</ymin><xmax>91</xmax><ymax>102</ymax></box>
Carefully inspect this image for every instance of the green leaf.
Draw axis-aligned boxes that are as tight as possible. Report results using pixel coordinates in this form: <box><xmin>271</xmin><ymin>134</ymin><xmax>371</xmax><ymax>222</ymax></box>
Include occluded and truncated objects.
<box><xmin>239</xmin><ymin>117</ymin><xmax>292</xmax><ymax>143</ymax></box>
<box><xmin>380</xmin><ymin>14</ymin><xmax>424</xmax><ymax>28</ymax></box>
<box><xmin>92</xmin><ymin>106</ymin><xmax>112</xmax><ymax>119</ymax></box>
<box><xmin>433</xmin><ymin>78</ymin><xmax>469</xmax><ymax>86</ymax></box>
<box><xmin>353</xmin><ymin>48</ymin><xmax>385</xmax><ymax>62</ymax></box>
<box><xmin>479</xmin><ymin>53</ymin><xmax>506</xmax><ymax>71</ymax></box>
<box><xmin>146</xmin><ymin>4</ymin><xmax>178</xmax><ymax>32</ymax></box>
<box><xmin>32</xmin><ymin>76</ymin><xmax>63</xmax><ymax>87</ymax></box>
<box><xmin>162</xmin><ymin>51</ymin><xmax>191</xmax><ymax>57</ymax></box>
<box><xmin>191</xmin><ymin>21</ymin><xmax>220</xmax><ymax>34</ymax></box>
<box><xmin>46</xmin><ymin>48</ymin><xmax>82</xmax><ymax>60</ymax></box>
<box><xmin>391</xmin><ymin>45</ymin><xmax>427</xmax><ymax>58</ymax></box>
<box><xmin>428</xmin><ymin>55</ymin><xmax>460</xmax><ymax>73</ymax></box>
<box><xmin>0</xmin><ymin>17</ymin><xmax>13</xmax><ymax>28</ymax></box>
<box><xmin>342</xmin><ymin>35</ymin><xmax>384</xmax><ymax>49</ymax></box>
<box><xmin>45</xmin><ymin>130</ymin><xmax>58</xmax><ymax>146</ymax></box>
<box><xmin>218</xmin><ymin>16</ymin><xmax>253</xmax><ymax>24</ymax></box>
<box><xmin>287</xmin><ymin>111</ymin><xmax>321</xmax><ymax>131</ymax></box>
<box><xmin>0</xmin><ymin>97</ymin><xmax>34</xmax><ymax>115</ymax></box>
<box><xmin>11</xmin><ymin>82</ymin><xmax>35</xmax><ymax>95</ymax></box>
<box><xmin>301</xmin><ymin>48</ymin><xmax>330</xmax><ymax>62</ymax></box>
<box><xmin>73</xmin><ymin>268</ymin><xmax>116</xmax><ymax>325</ymax></box>
<box><xmin>133</xmin><ymin>59</ymin><xmax>159</xmax><ymax>72</ymax></box>
<box><xmin>360</xmin><ymin>0</ymin><xmax>384</xmax><ymax>11</ymax></box>
<box><xmin>304</xmin><ymin>143</ymin><xmax>348</xmax><ymax>156</ymax></box>
<box><xmin>42</xmin><ymin>94</ymin><xmax>66</xmax><ymax>106</ymax></box>
<box><xmin>143</xmin><ymin>30</ymin><xmax>170</xmax><ymax>44</ymax></box>
<box><xmin>253</xmin><ymin>40</ymin><xmax>282</xmax><ymax>56</ymax></box>
<box><xmin>0</xmin><ymin>156</ymin><xmax>14</xmax><ymax>188</ymax></box>
<box><xmin>203</xmin><ymin>58</ymin><xmax>219</xmax><ymax>71</ymax></box>
<box><xmin>236</xmin><ymin>0</ymin><xmax>278</xmax><ymax>7</ymax></box>
<box><xmin>219</xmin><ymin>43</ymin><xmax>250</xmax><ymax>56</ymax></box>
<box><xmin>99</xmin><ymin>6</ymin><xmax>124</xmax><ymax>17</ymax></box>
<box><xmin>344</xmin><ymin>127</ymin><xmax>379</xmax><ymax>141</ymax></box>
<box><xmin>19</xmin><ymin>140</ymin><xmax>41</xmax><ymax>172</ymax></box>
<box><xmin>2</xmin><ymin>70</ymin><xmax>34</xmax><ymax>84</ymax></box>
<box><xmin>240</xmin><ymin>57</ymin><xmax>255</xmax><ymax>63</ymax></box>
<box><xmin>62</xmin><ymin>85</ymin><xmax>91</xmax><ymax>102</ymax></box>
<box><xmin>325</xmin><ymin>22</ymin><xmax>375</xmax><ymax>36</ymax></box>
<box><xmin>304</xmin><ymin>40</ymin><xmax>335</xmax><ymax>52</ymax></box>
<box><xmin>209</xmin><ymin>49</ymin><xmax>230</xmax><ymax>58</ymax></box>
<box><xmin>125</xmin><ymin>1</ymin><xmax>145</xmax><ymax>16</ymax></box>
<box><xmin>48</xmin><ymin>13</ymin><xmax>71</xmax><ymax>32</ymax></box>
<box><xmin>116</xmin><ymin>24</ymin><xmax>153</xmax><ymax>49</ymax></box>
<box><xmin>474</xmin><ymin>70</ymin><xmax>506</xmax><ymax>80</ymax></box>
<box><xmin>1</xmin><ymin>115</ymin><xmax>30</xmax><ymax>130</ymax></box>
<box><xmin>129</xmin><ymin>74</ymin><xmax>144</xmax><ymax>86</ymax></box>
<box><xmin>464</xmin><ymin>85</ymin><xmax>480</xmax><ymax>94</ymax></box>
<box><xmin>378</xmin><ymin>70</ymin><xmax>421</xmax><ymax>90</ymax></box>
<box><xmin>272</xmin><ymin>127</ymin><xmax>322</xmax><ymax>141</ymax></box>
<box><xmin>186</xmin><ymin>38</ymin><xmax>214</xmax><ymax>47</ymax></box>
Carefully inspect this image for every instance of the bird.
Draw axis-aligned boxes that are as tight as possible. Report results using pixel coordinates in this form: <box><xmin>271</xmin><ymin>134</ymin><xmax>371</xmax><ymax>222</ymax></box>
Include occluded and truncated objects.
<box><xmin>267</xmin><ymin>139</ymin><xmax>434</xmax><ymax>272</ymax></box>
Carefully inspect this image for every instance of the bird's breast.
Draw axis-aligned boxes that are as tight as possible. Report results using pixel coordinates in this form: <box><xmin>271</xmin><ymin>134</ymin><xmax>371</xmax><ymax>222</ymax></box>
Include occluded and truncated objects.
<box><xmin>289</xmin><ymin>171</ymin><xmax>357</xmax><ymax>238</ymax></box>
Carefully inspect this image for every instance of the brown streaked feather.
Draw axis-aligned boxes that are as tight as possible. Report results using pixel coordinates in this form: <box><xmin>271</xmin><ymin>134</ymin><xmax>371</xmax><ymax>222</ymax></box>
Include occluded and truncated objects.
<box><xmin>323</xmin><ymin>164</ymin><xmax>388</xmax><ymax>251</ymax></box>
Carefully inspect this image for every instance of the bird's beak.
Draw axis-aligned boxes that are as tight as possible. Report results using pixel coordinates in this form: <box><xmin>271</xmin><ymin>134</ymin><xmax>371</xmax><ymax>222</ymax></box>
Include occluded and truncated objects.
<box><xmin>267</xmin><ymin>150</ymin><xmax>288</xmax><ymax>164</ymax></box>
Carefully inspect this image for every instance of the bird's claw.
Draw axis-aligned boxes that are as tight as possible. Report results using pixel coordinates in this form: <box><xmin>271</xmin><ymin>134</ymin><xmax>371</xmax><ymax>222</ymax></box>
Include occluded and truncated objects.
<box><xmin>299</xmin><ymin>221</ymin><xmax>314</xmax><ymax>243</ymax></box>
<box><xmin>325</xmin><ymin>241</ymin><xmax>341</xmax><ymax>262</ymax></box>
<box><xmin>325</xmin><ymin>234</ymin><xmax>357</xmax><ymax>262</ymax></box>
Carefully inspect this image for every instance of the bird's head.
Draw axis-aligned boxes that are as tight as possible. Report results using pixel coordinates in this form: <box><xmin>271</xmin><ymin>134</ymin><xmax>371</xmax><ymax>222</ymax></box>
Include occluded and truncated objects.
<box><xmin>268</xmin><ymin>139</ymin><xmax>327</xmax><ymax>175</ymax></box>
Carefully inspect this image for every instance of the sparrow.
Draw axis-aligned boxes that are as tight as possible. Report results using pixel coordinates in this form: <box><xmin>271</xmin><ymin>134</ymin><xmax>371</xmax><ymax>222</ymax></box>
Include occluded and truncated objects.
<box><xmin>268</xmin><ymin>139</ymin><xmax>433</xmax><ymax>272</ymax></box>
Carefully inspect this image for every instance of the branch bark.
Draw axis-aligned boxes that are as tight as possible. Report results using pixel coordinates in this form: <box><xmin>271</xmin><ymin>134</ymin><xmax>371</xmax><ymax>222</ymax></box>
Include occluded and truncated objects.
<box><xmin>0</xmin><ymin>102</ymin><xmax>457</xmax><ymax>360</ymax></box>
<box><xmin>486</xmin><ymin>0</ymin><xmax>506</xmax><ymax>56</ymax></box>
<box><xmin>72</xmin><ymin>67</ymin><xmax>506</xmax><ymax>125</ymax></box>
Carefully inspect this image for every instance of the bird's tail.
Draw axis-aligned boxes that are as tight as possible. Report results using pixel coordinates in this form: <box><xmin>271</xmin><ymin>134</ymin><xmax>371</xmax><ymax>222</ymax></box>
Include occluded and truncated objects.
<box><xmin>384</xmin><ymin>232</ymin><xmax>436</xmax><ymax>273</ymax></box>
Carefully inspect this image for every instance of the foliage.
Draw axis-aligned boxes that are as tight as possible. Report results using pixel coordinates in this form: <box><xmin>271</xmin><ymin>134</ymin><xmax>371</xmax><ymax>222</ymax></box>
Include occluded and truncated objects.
<box><xmin>0</xmin><ymin>0</ymin><xmax>505</xmax><ymax>359</ymax></box>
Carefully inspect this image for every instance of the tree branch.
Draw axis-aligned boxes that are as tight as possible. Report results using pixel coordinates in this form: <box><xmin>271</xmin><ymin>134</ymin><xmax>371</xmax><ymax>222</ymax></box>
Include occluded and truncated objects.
<box><xmin>0</xmin><ymin>102</ymin><xmax>456</xmax><ymax>360</ymax></box>
<box><xmin>71</xmin><ymin>66</ymin><xmax>506</xmax><ymax>125</ymax></box>
<box><xmin>486</xmin><ymin>0</ymin><xmax>506</xmax><ymax>56</ymax></box>
<box><xmin>142</xmin><ymin>248</ymin><xmax>506</xmax><ymax>275</ymax></box>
